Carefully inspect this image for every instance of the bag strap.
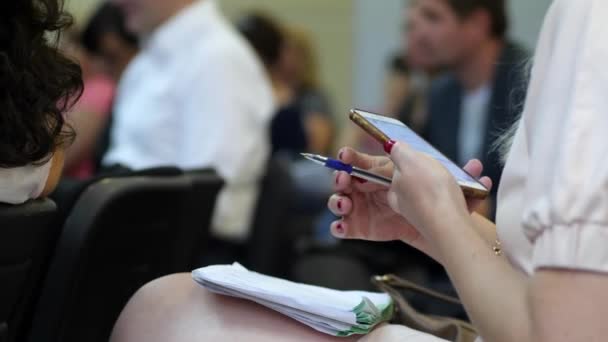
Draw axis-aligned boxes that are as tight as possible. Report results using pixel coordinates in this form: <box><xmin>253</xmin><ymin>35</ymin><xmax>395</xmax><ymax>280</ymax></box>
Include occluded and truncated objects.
<box><xmin>373</xmin><ymin>274</ymin><xmax>462</xmax><ymax>306</ymax></box>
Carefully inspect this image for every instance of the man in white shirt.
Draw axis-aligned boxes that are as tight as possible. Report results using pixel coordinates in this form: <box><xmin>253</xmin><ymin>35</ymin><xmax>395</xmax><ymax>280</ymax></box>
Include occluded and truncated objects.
<box><xmin>107</xmin><ymin>0</ymin><xmax>275</xmax><ymax>241</ymax></box>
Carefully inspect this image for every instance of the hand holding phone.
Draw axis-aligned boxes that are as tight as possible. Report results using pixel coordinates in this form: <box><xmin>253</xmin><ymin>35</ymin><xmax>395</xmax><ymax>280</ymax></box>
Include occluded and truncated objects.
<box><xmin>349</xmin><ymin>109</ymin><xmax>489</xmax><ymax>199</ymax></box>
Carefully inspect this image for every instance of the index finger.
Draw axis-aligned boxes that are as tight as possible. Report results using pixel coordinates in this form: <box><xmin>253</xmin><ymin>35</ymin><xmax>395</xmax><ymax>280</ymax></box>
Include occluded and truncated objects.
<box><xmin>338</xmin><ymin>146</ymin><xmax>388</xmax><ymax>170</ymax></box>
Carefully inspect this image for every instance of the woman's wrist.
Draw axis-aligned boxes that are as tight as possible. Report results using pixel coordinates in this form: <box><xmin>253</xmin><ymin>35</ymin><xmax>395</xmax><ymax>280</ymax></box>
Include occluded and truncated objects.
<box><xmin>423</xmin><ymin>207</ymin><xmax>475</xmax><ymax>261</ymax></box>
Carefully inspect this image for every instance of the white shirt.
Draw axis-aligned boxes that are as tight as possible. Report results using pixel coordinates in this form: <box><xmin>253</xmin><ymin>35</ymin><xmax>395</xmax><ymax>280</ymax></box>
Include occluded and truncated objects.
<box><xmin>0</xmin><ymin>159</ymin><xmax>51</xmax><ymax>204</ymax></box>
<box><xmin>497</xmin><ymin>0</ymin><xmax>608</xmax><ymax>275</ymax></box>
<box><xmin>458</xmin><ymin>85</ymin><xmax>491</xmax><ymax>165</ymax></box>
<box><xmin>103</xmin><ymin>0</ymin><xmax>275</xmax><ymax>241</ymax></box>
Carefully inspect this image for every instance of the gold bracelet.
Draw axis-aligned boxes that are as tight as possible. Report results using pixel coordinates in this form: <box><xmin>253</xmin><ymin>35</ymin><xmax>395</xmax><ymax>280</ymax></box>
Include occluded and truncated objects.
<box><xmin>492</xmin><ymin>239</ymin><xmax>503</xmax><ymax>256</ymax></box>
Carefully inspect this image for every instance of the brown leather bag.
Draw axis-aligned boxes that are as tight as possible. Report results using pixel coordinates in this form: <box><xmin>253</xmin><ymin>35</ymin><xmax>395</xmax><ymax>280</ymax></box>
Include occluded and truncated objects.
<box><xmin>372</xmin><ymin>274</ymin><xmax>478</xmax><ymax>342</ymax></box>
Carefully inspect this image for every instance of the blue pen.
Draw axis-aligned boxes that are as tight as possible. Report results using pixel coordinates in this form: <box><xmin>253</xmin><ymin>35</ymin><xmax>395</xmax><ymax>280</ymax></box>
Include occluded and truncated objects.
<box><xmin>301</xmin><ymin>153</ymin><xmax>392</xmax><ymax>187</ymax></box>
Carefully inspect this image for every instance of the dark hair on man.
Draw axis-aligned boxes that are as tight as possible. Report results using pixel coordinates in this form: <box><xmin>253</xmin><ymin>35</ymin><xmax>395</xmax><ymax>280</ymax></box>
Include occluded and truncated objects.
<box><xmin>236</xmin><ymin>13</ymin><xmax>284</xmax><ymax>68</ymax></box>
<box><xmin>446</xmin><ymin>0</ymin><xmax>508</xmax><ymax>38</ymax></box>
<box><xmin>81</xmin><ymin>3</ymin><xmax>138</xmax><ymax>54</ymax></box>
<box><xmin>0</xmin><ymin>0</ymin><xmax>83</xmax><ymax>168</ymax></box>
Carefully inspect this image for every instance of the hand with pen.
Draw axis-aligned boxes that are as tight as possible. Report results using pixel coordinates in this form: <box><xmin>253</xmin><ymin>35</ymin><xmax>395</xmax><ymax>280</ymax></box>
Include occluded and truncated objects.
<box><xmin>327</xmin><ymin>143</ymin><xmax>493</xmax><ymax>263</ymax></box>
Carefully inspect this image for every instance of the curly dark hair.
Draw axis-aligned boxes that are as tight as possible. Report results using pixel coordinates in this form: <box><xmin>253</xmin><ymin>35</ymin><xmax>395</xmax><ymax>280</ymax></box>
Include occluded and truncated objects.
<box><xmin>0</xmin><ymin>0</ymin><xmax>83</xmax><ymax>168</ymax></box>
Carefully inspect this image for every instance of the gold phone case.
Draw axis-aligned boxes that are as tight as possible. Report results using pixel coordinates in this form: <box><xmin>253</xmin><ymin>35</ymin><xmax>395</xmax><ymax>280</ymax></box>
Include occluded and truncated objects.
<box><xmin>349</xmin><ymin>109</ymin><xmax>489</xmax><ymax>200</ymax></box>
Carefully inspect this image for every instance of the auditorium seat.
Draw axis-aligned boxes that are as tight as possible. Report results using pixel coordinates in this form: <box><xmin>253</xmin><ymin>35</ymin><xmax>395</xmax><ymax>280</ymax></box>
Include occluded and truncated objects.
<box><xmin>28</xmin><ymin>171</ymin><xmax>223</xmax><ymax>342</ymax></box>
<box><xmin>0</xmin><ymin>199</ymin><xmax>58</xmax><ymax>342</ymax></box>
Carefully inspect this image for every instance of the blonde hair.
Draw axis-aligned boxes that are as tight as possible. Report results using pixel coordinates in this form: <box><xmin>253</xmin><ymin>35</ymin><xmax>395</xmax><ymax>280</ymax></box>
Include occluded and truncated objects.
<box><xmin>285</xmin><ymin>26</ymin><xmax>320</xmax><ymax>90</ymax></box>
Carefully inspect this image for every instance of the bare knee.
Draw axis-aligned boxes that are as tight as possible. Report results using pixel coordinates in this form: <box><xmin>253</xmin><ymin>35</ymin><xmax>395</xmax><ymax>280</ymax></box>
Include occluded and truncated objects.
<box><xmin>110</xmin><ymin>273</ymin><xmax>206</xmax><ymax>342</ymax></box>
<box><xmin>110</xmin><ymin>273</ymin><xmax>359</xmax><ymax>342</ymax></box>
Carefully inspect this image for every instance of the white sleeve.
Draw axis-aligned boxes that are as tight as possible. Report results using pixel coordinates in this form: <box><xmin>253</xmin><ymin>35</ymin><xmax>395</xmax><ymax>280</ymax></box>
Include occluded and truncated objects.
<box><xmin>0</xmin><ymin>157</ymin><xmax>52</xmax><ymax>204</ymax></box>
<box><xmin>521</xmin><ymin>0</ymin><xmax>608</xmax><ymax>273</ymax></box>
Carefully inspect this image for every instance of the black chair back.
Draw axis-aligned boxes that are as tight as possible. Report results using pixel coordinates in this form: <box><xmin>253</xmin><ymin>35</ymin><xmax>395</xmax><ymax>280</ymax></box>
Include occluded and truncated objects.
<box><xmin>182</xmin><ymin>169</ymin><xmax>224</xmax><ymax>266</ymax></box>
<box><xmin>28</xmin><ymin>173</ymin><xmax>221</xmax><ymax>342</ymax></box>
<box><xmin>0</xmin><ymin>199</ymin><xmax>58</xmax><ymax>342</ymax></box>
<box><xmin>247</xmin><ymin>157</ymin><xmax>295</xmax><ymax>276</ymax></box>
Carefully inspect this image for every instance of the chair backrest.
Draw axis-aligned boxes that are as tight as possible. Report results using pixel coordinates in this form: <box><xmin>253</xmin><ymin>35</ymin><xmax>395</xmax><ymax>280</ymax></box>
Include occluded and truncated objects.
<box><xmin>181</xmin><ymin>169</ymin><xmax>224</xmax><ymax>266</ymax></box>
<box><xmin>0</xmin><ymin>199</ymin><xmax>58</xmax><ymax>342</ymax></box>
<box><xmin>247</xmin><ymin>157</ymin><xmax>295</xmax><ymax>277</ymax></box>
<box><xmin>28</xmin><ymin>173</ymin><xmax>222</xmax><ymax>342</ymax></box>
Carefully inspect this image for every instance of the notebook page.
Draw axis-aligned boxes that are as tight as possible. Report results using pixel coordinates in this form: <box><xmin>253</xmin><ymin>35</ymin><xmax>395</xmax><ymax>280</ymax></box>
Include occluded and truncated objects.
<box><xmin>201</xmin><ymin>281</ymin><xmax>355</xmax><ymax>331</ymax></box>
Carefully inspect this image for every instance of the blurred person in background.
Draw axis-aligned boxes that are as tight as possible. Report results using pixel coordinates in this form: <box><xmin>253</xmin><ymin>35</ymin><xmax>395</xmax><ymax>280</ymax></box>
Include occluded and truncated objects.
<box><xmin>61</xmin><ymin>31</ymin><xmax>115</xmax><ymax>179</ymax></box>
<box><xmin>81</xmin><ymin>2</ymin><xmax>139</xmax><ymax>83</ymax></box>
<box><xmin>237</xmin><ymin>14</ymin><xmax>335</xmax><ymax>157</ymax></box>
<box><xmin>79</xmin><ymin>2</ymin><xmax>139</xmax><ymax>171</ymax></box>
<box><xmin>392</xmin><ymin>2</ymin><xmax>440</xmax><ymax>135</ymax></box>
<box><xmin>341</xmin><ymin>2</ymin><xmax>435</xmax><ymax>156</ymax></box>
<box><xmin>0</xmin><ymin>0</ymin><xmax>82</xmax><ymax>203</ymax></box>
<box><xmin>105</xmin><ymin>0</ymin><xmax>274</xmax><ymax>245</ymax></box>
<box><xmin>237</xmin><ymin>13</ymin><xmax>308</xmax><ymax>157</ymax></box>
<box><xmin>49</xmin><ymin>2</ymin><xmax>138</xmax><ymax>220</ymax></box>
<box><xmin>237</xmin><ymin>13</ymin><xmax>334</xmax><ymax>217</ymax></box>
<box><xmin>415</xmin><ymin>0</ymin><xmax>529</xmax><ymax>218</ymax></box>
<box><xmin>279</xmin><ymin>27</ymin><xmax>335</xmax><ymax>155</ymax></box>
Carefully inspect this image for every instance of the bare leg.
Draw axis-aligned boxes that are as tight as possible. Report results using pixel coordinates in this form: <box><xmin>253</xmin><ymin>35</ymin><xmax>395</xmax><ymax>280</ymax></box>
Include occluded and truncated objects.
<box><xmin>110</xmin><ymin>273</ymin><xmax>360</xmax><ymax>342</ymax></box>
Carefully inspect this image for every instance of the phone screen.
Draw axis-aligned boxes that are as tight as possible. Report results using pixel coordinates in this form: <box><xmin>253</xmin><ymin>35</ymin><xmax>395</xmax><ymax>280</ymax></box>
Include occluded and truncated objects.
<box><xmin>361</xmin><ymin>113</ymin><xmax>487</xmax><ymax>191</ymax></box>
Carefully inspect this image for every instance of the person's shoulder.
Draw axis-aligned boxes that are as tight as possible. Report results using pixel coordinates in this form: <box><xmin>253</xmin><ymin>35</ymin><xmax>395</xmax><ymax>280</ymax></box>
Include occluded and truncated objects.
<box><xmin>428</xmin><ymin>73</ymin><xmax>459</xmax><ymax>98</ymax></box>
<box><xmin>502</xmin><ymin>41</ymin><xmax>531</xmax><ymax>65</ymax></box>
<box><xmin>196</xmin><ymin>23</ymin><xmax>264</xmax><ymax>73</ymax></box>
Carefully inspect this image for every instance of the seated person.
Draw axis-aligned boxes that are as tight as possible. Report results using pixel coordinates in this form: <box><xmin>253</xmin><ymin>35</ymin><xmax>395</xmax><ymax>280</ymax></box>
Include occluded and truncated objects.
<box><xmin>237</xmin><ymin>13</ymin><xmax>308</xmax><ymax>157</ymax></box>
<box><xmin>61</xmin><ymin>33</ymin><xmax>115</xmax><ymax>179</ymax></box>
<box><xmin>0</xmin><ymin>0</ymin><xmax>82</xmax><ymax>204</ymax></box>
<box><xmin>61</xmin><ymin>3</ymin><xmax>138</xmax><ymax>179</ymax></box>
<box><xmin>109</xmin><ymin>2</ymin><xmax>608</xmax><ymax>341</ymax></box>
<box><xmin>279</xmin><ymin>26</ymin><xmax>335</xmax><ymax>156</ymax></box>
<box><xmin>103</xmin><ymin>0</ymin><xmax>275</xmax><ymax>244</ymax></box>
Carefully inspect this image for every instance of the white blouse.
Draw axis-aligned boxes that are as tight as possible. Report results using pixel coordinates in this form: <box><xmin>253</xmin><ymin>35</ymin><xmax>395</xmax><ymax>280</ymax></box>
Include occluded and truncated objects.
<box><xmin>363</xmin><ymin>1</ymin><xmax>608</xmax><ymax>341</ymax></box>
<box><xmin>497</xmin><ymin>0</ymin><xmax>608</xmax><ymax>274</ymax></box>
<box><xmin>0</xmin><ymin>158</ymin><xmax>51</xmax><ymax>204</ymax></box>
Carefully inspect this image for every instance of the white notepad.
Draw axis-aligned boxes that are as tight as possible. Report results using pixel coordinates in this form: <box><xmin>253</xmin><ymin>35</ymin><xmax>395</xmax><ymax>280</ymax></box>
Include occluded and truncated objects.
<box><xmin>192</xmin><ymin>263</ymin><xmax>394</xmax><ymax>337</ymax></box>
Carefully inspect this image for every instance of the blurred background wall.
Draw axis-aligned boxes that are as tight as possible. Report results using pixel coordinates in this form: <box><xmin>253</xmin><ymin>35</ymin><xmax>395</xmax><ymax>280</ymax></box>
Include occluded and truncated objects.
<box><xmin>65</xmin><ymin>0</ymin><xmax>553</xmax><ymax>124</ymax></box>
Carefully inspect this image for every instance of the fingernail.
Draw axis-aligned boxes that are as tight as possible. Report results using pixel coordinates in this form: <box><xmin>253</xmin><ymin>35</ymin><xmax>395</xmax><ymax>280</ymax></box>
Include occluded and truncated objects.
<box><xmin>337</xmin><ymin>199</ymin><xmax>343</xmax><ymax>210</ymax></box>
<box><xmin>335</xmin><ymin>223</ymin><xmax>345</xmax><ymax>235</ymax></box>
<box><xmin>354</xmin><ymin>177</ymin><xmax>368</xmax><ymax>184</ymax></box>
<box><xmin>384</xmin><ymin>139</ymin><xmax>396</xmax><ymax>154</ymax></box>
<box><xmin>338</xmin><ymin>150</ymin><xmax>344</xmax><ymax>160</ymax></box>
<box><xmin>335</xmin><ymin>172</ymin><xmax>341</xmax><ymax>185</ymax></box>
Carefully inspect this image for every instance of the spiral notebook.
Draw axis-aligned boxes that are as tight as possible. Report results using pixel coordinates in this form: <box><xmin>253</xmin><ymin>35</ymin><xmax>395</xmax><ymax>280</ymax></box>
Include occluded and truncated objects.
<box><xmin>192</xmin><ymin>263</ymin><xmax>394</xmax><ymax>337</ymax></box>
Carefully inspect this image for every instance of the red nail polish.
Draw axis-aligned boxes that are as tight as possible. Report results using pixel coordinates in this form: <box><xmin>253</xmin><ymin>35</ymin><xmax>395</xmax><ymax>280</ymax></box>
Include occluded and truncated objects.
<box><xmin>336</xmin><ymin>223</ymin><xmax>345</xmax><ymax>235</ymax></box>
<box><xmin>354</xmin><ymin>177</ymin><xmax>368</xmax><ymax>184</ymax></box>
<box><xmin>384</xmin><ymin>139</ymin><xmax>396</xmax><ymax>154</ymax></box>
<box><xmin>337</xmin><ymin>199</ymin><xmax>343</xmax><ymax>210</ymax></box>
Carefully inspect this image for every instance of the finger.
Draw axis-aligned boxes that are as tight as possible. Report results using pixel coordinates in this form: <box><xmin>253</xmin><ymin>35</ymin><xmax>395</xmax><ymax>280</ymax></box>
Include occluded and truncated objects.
<box><xmin>334</xmin><ymin>171</ymin><xmax>354</xmax><ymax>194</ymax></box>
<box><xmin>463</xmin><ymin>159</ymin><xmax>483</xmax><ymax>178</ymax></box>
<box><xmin>330</xmin><ymin>220</ymin><xmax>347</xmax><ymax>239</ymax></box>
<box><xmin>327</xmin><ymin>194</ymin><xmax>353</xmax><ymax>216</ymax></box>
<box><xmin>388</xmin><ymin>142</ymin><xmax>414</xmax><ymax>172</ymax></box>
<box><xmin>337</xmin><ymin>147</ymin><xmax>377</xmax><ymax>170</ymax></box>
<box><xmin>478</xmin><ymin>176</ymin><xmax>493</xmax><ymax>192</ymax></box>
<box><xmin>335</xmin><ymin>169</ymin><xmax>387</xmax><ymax>194</ymax></box>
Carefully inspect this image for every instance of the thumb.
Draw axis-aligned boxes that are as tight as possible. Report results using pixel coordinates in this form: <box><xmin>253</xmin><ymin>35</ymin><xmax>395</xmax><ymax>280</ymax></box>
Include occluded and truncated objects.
<box><xmin>388</xmin><ymin>141</ymin><xmax>411</xmax><ymax>172</ymax></box>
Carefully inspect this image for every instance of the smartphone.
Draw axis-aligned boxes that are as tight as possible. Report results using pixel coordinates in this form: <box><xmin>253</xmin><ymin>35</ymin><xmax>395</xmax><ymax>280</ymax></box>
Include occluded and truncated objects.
<box><xmin>349</xmin><ymin>109</ymin><xmax>489</xmax><ymax>199</ymax></box>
